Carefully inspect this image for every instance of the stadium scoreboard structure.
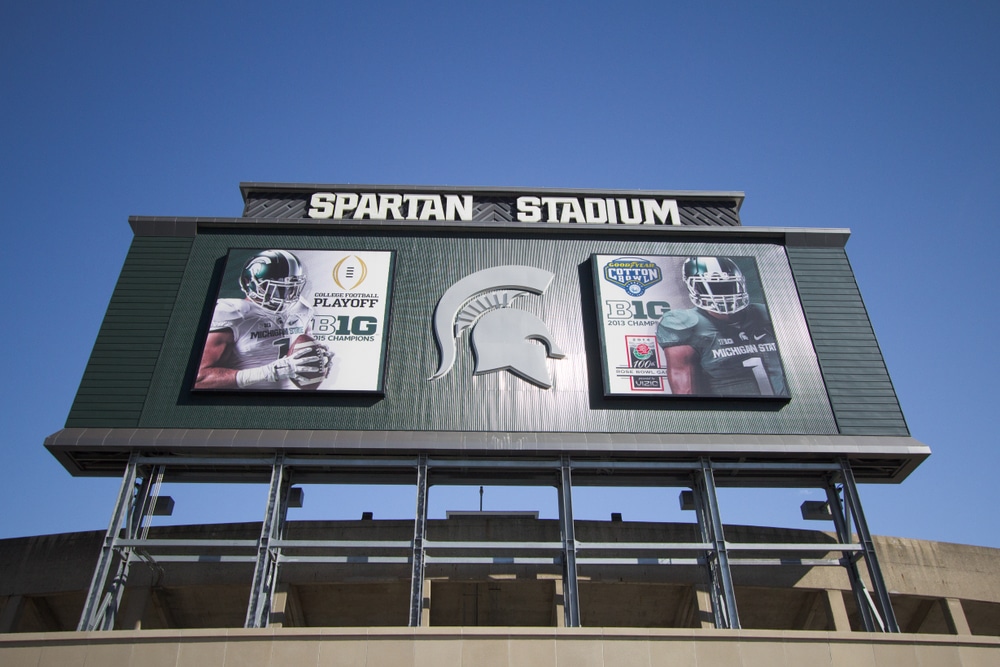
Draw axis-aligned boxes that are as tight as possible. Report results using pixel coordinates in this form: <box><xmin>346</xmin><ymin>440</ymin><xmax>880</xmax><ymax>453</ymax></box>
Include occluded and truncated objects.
<box><xmin>46</xmin><ymin>183</ymin><xmax>930</xmax><ymax>632</ymax></box>
<box><xmin>49</xmin><ymin>183</ymin><xmax>926</xmax><ymax>476</ymax></box>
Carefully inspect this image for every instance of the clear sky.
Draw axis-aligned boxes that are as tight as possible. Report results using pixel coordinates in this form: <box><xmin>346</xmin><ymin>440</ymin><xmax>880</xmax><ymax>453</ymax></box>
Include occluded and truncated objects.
<box><xmin>2</xmin><ymin>2</ymin><xmax>998</xmax><ymax>547</ymax></box>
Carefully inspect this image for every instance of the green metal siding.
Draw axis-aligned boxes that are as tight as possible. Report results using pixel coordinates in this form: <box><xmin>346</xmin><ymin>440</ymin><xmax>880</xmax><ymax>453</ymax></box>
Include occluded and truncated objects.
<box><xmin>68</xmin><ymin>233</ymin><xmax>908</xmax><ymax>438</ymax></box>
<box><xmin>65</xmin><ymin>237</ymin><xmax>194</xmax><ymax>427</ymax></box>
<box><xmin>786</xmin><ymin>247</ymin><xmax>908</xmax><ymax>436</ymax></box>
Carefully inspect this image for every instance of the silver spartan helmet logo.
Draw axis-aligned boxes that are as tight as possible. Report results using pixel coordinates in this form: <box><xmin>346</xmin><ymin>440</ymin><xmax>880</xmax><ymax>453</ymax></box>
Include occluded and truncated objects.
<box><xmin>429</xmin><ymin>266</ymin><xmax>565</xmax><ymax>388</ymax></box>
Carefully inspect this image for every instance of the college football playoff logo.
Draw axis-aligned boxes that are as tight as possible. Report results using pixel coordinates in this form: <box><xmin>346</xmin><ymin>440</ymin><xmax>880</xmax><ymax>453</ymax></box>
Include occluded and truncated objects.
<box><xmin>332</xmin><ymin>255</ymin><xmax>368</xmax><ymax>291</ymax></box>
<box><xmin>429</xmin><ymin>266</ymin><xmax>565</xmax><ymax>389</ymax></box>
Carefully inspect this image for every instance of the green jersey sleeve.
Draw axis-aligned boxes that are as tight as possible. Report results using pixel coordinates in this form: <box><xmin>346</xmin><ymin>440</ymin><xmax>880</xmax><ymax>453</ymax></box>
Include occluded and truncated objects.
<box><xmin>656</xmin><ymin>309</ymin><xmax>700</xmax><ymax>347</ymax></box>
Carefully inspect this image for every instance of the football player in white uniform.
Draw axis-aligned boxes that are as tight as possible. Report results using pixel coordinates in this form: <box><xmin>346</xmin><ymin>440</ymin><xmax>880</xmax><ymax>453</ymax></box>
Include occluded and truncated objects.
<box><xmin>195</xmin><ymin>250</ymin><xmax>333</xmax><ymax>390</ymax></box>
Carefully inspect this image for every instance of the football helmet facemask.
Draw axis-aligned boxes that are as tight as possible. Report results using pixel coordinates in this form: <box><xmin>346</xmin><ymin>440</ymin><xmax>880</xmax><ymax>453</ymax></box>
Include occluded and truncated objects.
<box><xmin>683</xmin><ymin>257</ymin><xmax>750</xmax><ymax>315</ymax></box>
<box><xmin>239</xmin><ymin>250</ymin><xmax>306</xmax><ymax>313</ymax></box>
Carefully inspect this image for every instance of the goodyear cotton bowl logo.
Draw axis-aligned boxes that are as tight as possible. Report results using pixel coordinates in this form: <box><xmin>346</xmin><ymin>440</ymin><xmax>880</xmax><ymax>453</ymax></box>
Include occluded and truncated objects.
<box><xmin>603</xmin><ymin>257</ymin><xmax>661</xmax><ymax>296</ymax></box>
<box><xmin>332</xmin><ymin>255</ymin><xmax>369</xmax><ymax>291</ymax></box>
<box><xmin>429</xmin><ymin>266</ymin><xmax>565</xmax><ymax>389</ymax></box>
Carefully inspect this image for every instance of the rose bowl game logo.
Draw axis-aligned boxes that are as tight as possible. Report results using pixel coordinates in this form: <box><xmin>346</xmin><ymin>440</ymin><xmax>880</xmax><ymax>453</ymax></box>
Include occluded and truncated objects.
<box><xmin>624</xmin><ymin>335</ymin><xmax>665</xmax><ymax>391</ymax></box>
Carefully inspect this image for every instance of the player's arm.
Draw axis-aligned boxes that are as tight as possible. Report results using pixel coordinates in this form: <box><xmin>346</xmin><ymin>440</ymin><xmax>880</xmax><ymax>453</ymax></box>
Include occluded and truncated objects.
<box><xmin>230</xmin><ymin>334</ymin><xmax>332</xmax><ymax>389</ymax></box>
<box><xmin>664</xmin><ymin>344</ymin><xmax>698</xmax><ymax>395</ymax></box>
<box><xmin>194</xmin><ymin>329</ymin><xmax>241</xmax><ymax>389</ymax></box>
<box><xmin>195</xmin><ymin>325</ymin><xmax>332</xmax><ymax>390</ymax></box>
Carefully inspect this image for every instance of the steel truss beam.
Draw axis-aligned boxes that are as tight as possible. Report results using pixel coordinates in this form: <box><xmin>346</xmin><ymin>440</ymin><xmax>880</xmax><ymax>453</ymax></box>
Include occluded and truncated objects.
<box><xmin>80</xmin><ymin>452</ymin><xmax>899</xmax><ymax>632</ymax></box>
<box><xmin>245</xmin><ymin>453</ymin><xmax>290</xmax><ymax>628</ymax></box>
<box><xmin>692</xmin><ymin>458</ymin><xmax>740</xmax><ymax>629</ymax></box>
<box><xmin>78</xmin><ymin>454</ymin><xmax>164</xmax><ymax>631</ymax></box>
<box><xmin>838</xmin><ymin>458</ymin><xmax>900</xmax><ymax>632</ymax></box>
<box><xmin>558</xmin><ymin>456</ymin><xmax>581</xmax><ymax>627</ymax></box>
<box><xmin>825</xmin><ymin>476</ymin><xmax>878</xmax><ymax>631</ymax></box>
<box><xmin>408</xmin><ymin>455</ymin><xmax>428</xmax><ymax>627</ymax></box>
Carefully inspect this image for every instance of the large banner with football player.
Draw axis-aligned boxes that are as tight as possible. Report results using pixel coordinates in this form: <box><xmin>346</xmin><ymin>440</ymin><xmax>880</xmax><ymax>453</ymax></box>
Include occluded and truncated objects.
<box><xmin>592</xmin><ymin>255</ymin><xmax>789</xmax><ymax>398</ymax></box>
<box><xmin>193</xmin><ymin>249</ymin><xmax>394</xmax><ymax>393</ymax></box>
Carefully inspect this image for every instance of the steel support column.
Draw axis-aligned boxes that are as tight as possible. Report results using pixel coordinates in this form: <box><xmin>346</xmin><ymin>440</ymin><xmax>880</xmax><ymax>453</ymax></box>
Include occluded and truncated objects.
<box><xmin>98</xmin><ymin>463</ymin><xmax>165</xmax><ymax>631</ymax></box>
<box><xmin>78</xmin><ymin>452</ymin><xmax>141</xmax><ymax>631</ymax></box>
<box><xmin>408</xmin><ymin>454</ymin><xmax>428</xmax><ymax>627</ymax></box>
<box><xmin>693</xmin><ymin>458</ymin><xmax>740</xmax><ymax>629</ymax></box>
<box><xmin>824</xmin><ymin>477</ymin><xmax>879</xmax><ymax>631</ymax></box>
<box><xmin>839</xmin><ymin>458</ymin><xmax>900</xmax><ymax>632</ymax></box>
<box><xmin>557</xmin><ymin>457</ymin><xmax>580</xmax><ymax>627</ymax></box>
<box><xmin>245</xmin><ymin>453</ymin><xmax>289</xmax><ymax>628</ymax></box>
<box><xmin>78</xmin><ymin>454</ymin><xmax>164</xmax><ymax>631</ymax></box>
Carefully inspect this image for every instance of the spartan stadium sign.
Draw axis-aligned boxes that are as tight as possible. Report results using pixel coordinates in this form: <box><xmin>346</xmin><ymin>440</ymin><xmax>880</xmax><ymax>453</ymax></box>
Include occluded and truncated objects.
<box><xmin>307</xmin><ymin>191</ymin><xmax>681</xmax><ymax>225</ymax></box>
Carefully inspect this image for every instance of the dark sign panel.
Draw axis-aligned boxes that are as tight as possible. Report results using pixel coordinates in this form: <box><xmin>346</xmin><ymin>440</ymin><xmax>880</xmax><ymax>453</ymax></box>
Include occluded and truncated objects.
<box><xmin>593</xmin><ymin>255</ymin><xmax>789</xmax><ymax>398</ymax></box>
<box><xmin>194</xmin><ymin>248</ymin><xmax>394</xmax><ymax>393</ymax></box>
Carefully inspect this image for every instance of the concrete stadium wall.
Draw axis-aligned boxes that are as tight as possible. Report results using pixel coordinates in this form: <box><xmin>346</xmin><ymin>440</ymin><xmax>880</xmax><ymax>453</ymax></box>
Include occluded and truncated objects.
<box><xmin>1</xmin><ymin>627</ymin><xmax>998</xmax><ymax>667</ymax></box>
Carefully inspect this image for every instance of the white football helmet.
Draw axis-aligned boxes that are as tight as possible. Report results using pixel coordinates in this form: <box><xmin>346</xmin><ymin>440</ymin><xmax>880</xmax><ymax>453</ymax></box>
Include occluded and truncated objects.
<box><xmin>683</xmin><ymin>257</ymin><xmax>750</xmax><ymax>315</ymax></box>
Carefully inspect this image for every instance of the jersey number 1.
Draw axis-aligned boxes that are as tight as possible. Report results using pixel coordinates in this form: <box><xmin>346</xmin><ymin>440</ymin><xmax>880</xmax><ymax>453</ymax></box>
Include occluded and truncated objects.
<box><xmin>742</xmin><ymin>357</ymin><xmax>774</xmax><ymax>396</ymax></box>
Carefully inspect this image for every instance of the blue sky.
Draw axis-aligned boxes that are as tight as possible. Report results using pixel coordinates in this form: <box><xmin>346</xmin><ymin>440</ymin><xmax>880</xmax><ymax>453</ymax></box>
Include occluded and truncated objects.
<box><xmin>2</xmin><ymin>2</ymin><xmax>998</xmax><ymax>547</ymax></box>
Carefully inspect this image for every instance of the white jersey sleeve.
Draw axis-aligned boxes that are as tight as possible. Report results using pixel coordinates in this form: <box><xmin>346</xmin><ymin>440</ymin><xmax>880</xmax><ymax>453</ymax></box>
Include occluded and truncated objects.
<box><xmin>208</xmin><ymin>298</ymin><xmax>314</xmax><ymax>389</ymax></box>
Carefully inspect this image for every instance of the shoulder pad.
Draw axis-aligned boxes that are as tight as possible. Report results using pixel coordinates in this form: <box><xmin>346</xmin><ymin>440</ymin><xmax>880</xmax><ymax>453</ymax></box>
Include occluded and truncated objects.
<box><xmin>210</xmin><ymin>298</ymin><xmax>251</xmax><ymax>330</ymax></box>
<box><xmin>659</xmin><ymin>309</ymin><xmax>700</xmax><ymax>332</ymax></box>
<box><xmin>656</xmin><ymin>309</ymin><xmax>700</xmax><ymax>347</ymax></box>
<box><xmin>288</xmin><ymin>299</ymin><xmax>313</xmax><ymax>319</ymax></box>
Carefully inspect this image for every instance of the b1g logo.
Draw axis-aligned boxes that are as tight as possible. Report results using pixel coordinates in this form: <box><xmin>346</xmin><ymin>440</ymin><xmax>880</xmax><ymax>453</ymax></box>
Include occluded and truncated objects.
<box><xmin>332</xmin><ymin>255</ymin><xmax>368</xmax><ymax>291</ymax></box>
<box><xmin>605</xmin><ymin>300</ymin><xmax>671</xmax><ymax>321</ymax></box>
<box><xmin>312</xmin><ymin>316</ymin><xmax>378</xmax><ymax>336</ymax></box>
<box><xmin>603</xmin><ymin>257</ymin><xmax>661</xmax><ymax>296</ymax></box>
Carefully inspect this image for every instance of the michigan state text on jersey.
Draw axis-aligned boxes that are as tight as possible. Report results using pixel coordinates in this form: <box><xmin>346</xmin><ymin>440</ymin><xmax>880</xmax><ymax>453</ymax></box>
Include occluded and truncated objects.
<box><xmin>656</xmin><ymin>304</ymin><xmax>786</xmax><ymax>396</ymax></box>
<box><xmin>206</xmin><ymin>298</ymin><xmax>313</xmax><ymax>390</ymax></box>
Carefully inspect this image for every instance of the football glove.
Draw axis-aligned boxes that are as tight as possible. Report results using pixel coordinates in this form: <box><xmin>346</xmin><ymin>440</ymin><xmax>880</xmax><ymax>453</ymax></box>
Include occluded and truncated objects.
<box><xmin>235</xmin><ymin>342</ymin><xmax>333</xmax><ymax>388</ymax></box>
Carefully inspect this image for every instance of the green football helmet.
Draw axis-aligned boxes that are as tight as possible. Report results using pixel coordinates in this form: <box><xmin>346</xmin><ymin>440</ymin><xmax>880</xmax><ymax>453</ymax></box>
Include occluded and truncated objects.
<box><xmin>239</xmin><ymin>250</ymin><xmax>306</xmax><ymax>313</ymax></box>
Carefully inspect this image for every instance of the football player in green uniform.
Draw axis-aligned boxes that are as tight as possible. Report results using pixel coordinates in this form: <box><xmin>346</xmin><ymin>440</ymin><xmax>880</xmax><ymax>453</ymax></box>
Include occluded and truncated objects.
<box><xmin>656</xmin><ymin>257</ymin><xmax>786</xmax><ymax>397</ymax></box>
